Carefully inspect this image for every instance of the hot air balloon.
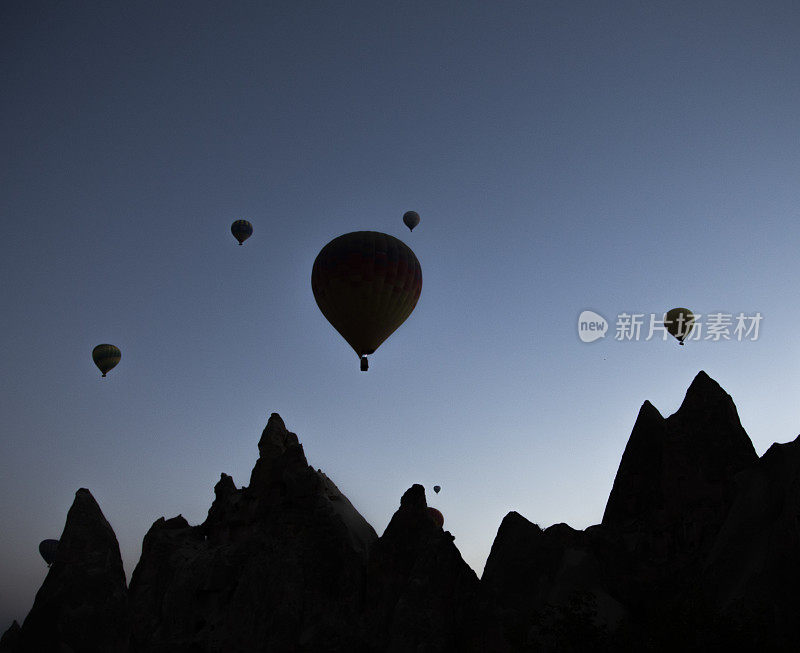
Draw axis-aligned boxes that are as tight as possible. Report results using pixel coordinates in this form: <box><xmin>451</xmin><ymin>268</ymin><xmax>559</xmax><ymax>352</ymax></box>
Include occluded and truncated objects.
<box><xmin>231</xmin><ymin>219</ymin><xmax>253</xmax><ymax>246</ymax></box>
<box><xmin>39</xmin><ymin>539</ymin><xmax>59</xmax><ymax>566</ymax></box>
<box><xmin>92</xmin><ymin>344</ymin><xmax>121</xmax><ymax>378</ymax></box>
<box><xmin>403</xmin><ymin>211</ymin><xmax>420</xmax><ymax>232</ymax></box>
<box><xmin>427</xmin><ymin>507</ymin><xmax>444</xmax><ymax>528</ymax></box>
<box><xmin>433</xmin><ymin>485</ymin><xmax>441</xmax><ymax>494</ymax></box>
<box><xmin>664</xmin><ymin>308</ymin><xmax>695</xmax><ymax>345</ymax></box>
<box><xmin>311</xmin><ymin>231</ymin><xmax>422</xmax><ymax>371</ymax></box>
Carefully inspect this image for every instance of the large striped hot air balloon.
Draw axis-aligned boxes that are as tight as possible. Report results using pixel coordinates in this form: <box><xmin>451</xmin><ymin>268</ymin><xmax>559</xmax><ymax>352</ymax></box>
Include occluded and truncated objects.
<box><xmin>231</xmin><ymin>219</ymin><xmax>253</xmax><ymax>246</ymax></box>
<box><xmin>311</xmin><ymin>231</ymin><xmax>422</xmax><ymax>371</ymax></box>
<box><xmin>39</xmin><ymin>539</ymin><xmax>59</xmax><ymax>566</ymax></box>
<box><xmin>92</xmin><ymin>344</ymin><xmax>121</xmax><ymax>378</ymax></box>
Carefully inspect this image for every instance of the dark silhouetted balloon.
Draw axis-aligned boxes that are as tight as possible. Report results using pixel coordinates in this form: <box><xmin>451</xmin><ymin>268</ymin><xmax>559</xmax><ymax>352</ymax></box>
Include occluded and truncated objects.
<box><xmin>92</xmin><ymin>344</ymin><xmax>121</xmax><ymax>378</ymax></box>
<box><xmin>427</xmin><ymin>507</ymin><xmax>444</xmax><ymax>528</ymax></box>
<box><xmin>311</xmin><ymin>231</ymin><xmax>422</xmax><ymax>370</ymax></box>
<box><xmin>433</xmin><ymin>485</ymin><xmax>441</xmax><ymax>494</ymax></box>
<box><xmin>39</xmin><ymin>539</ymin><xmax>59</xmax><ymax>566</ymax></box>
<box><xmin>231</xmin><ymin>219</ymin><xmax>253</xmax><ymax>245</ymax></box>
<box><xmin>664</xmin><ymin>308</ymin><xmax>695</xmax><ymax>345</ymax></box>
<box><xmin>403</xmin><ymin>211</ymin><xmax>420</xmax><ymax>232</ymax></box>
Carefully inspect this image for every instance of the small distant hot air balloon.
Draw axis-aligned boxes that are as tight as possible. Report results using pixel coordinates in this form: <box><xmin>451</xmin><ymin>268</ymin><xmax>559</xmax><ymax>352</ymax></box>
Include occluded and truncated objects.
<box><xmin>427</xmin><ymin>507</ymin><xmax>444</xmax><ymax>528</ymax></box>
<box><xmin>92</xmin><ymin>344</ymin><xmax>121</xmax><ymax>378</ymax></box>
<box><xmin>231</xmin><ymin>219</ymin><xmax>253</xmax><ymax>246</ymax></box>
<box><xmin>433</xmin><ymin>485</ymin><xmax>441</xmax><ymax>494</ymax></box>
<box><xmin>664</xmin><ymin>308</ymin><xmax>695</xmax><ymax>345</ymax></box>
<box><xmin>403</xmin><ymin>211</ymin><xmax>420</xmax><ymax>232</ymax></box>
<box><xmin>311</xmin><ymin>231</ymin><xmax>422</xmax><ymax>371</ymax></box>
<box><xmin>39</xmin><ymin>539</ymin><xmax>59</xmax><ymax>566</ymax></box>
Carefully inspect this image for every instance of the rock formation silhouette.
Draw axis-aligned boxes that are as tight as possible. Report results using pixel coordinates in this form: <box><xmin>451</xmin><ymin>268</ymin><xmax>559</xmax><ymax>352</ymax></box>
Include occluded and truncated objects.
<box><xmin>4</xmin><ymin>488</ymin><xmax>130</xmax><ymax>652</ymax></box>
<box><xmin>4</xmin><ymin>372</ymin><xmax>800</xmax><ymax>651</ymax></box>
<box><xmin>362</xmin><ymin>484</ymin><xmax>499</xmax><ymax>652</ymax></box>
<box><xmin>129</xmin><ymin>413</ymin><xmax>376</xmax><ymax>652</ymax></box>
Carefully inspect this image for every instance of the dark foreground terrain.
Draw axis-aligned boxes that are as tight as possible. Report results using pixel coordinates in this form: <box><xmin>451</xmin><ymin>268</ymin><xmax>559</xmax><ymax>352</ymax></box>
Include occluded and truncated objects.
<box><xmin>3</xmin><ymin>371</ymin><xmax>799</xmax><ymax>652</ymax></box>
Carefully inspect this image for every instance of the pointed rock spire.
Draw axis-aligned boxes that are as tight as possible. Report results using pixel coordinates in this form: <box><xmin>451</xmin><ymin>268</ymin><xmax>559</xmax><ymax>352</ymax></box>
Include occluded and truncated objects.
<box><xmin>400</xmin><ymin>483</ymin><xmax>427</xmax><ymax>509</ymax></box>
<box><xmin>602</xmin><ymin>400</ymin><xmax>667</xmax><ymax>527</ymax></box>
<box><xmin>16</xmin><ymin>488</ymin><xmax>129</xmax><ymax>652</ymax></box>
<box><xmin>129</xmin><ymin>413</ymin><xmax>377</xmax><ymax>652</ymax></box>
<box><xmin>214</xmin><ymin>472</ymin><xmax>236</xmax><ymax>498</ymax></box>
<box><xmin>256</xmin><ymin>412</ymin><xmax>299</xmax><ymax>460</ymax></box>
<box><xmin>483</xmin><ymin>511</ymin><xmax>545</xmax><ymax>596</ymax></box>
<box><xmin>248</xmin><ymin>412</ymin><xmax>309</xmax><ymax>492</ymax></box>
<box><xmin>668</xmin><ymin>371</ymin><xmax>757</xmax><ymax>482</ymax></box>
<box><xmin>365</xmin><ymin>484</ymin><xmax>484</xmax><ymax>651</ymax></box>
<box><xmin>677</xmin><ymin>370</ymin><xmax>728</xmax><ymax>413</ymax></box>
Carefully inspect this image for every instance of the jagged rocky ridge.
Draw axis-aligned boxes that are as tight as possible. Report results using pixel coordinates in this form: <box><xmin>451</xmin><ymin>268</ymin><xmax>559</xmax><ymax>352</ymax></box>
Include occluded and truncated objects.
<box><xmin>4</xmin><ymin>371</ymin><xmax>800</xmax><ymax>651</ymax></box>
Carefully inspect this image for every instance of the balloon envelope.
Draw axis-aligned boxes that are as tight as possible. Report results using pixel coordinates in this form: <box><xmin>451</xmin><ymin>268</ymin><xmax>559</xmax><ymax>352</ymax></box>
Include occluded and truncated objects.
<box><xmin>311</xmin><ymin>231</ymin><xmax>422</xmax><ymax>362</ymax></box>
<box><xmin>427</xmin><ymin>507</ymin><xmax>444</xmax><ymax>528</ymax></box>
<box><xmin>231</xmin><ymin>219</ymin><xmax>253</xmax><ymax>245</ymax></box>
<box><xmin>39</xmin><ymin>539</ymin><xmax>59</xmax><ymax>565</ymax></box>
<box><xmin>433</xmin><ymin>485</ymin><xmax>441</xmax><ymax>494</ymax></box>
<box><xmin>403</xmin><ymin>211</ymin><xmax>420</xmax><ymax>231</ymax></box>
<box><xmin>92</xmin><ymin>344</ymin><xmax>121</xmax><ymax>377</ymax></box>
<box><xmin>664</xmin><ymin>307</ymin><xmax>695</xmax><ymax>344</ymax></box>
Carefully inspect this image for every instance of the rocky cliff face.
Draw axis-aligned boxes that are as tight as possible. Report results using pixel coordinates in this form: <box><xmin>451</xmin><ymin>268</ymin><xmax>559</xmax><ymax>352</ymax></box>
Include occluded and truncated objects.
<box><xmin>4</xmin><ymin>373</ymin><xmax>800</xmax><ymax>651</ymax></box>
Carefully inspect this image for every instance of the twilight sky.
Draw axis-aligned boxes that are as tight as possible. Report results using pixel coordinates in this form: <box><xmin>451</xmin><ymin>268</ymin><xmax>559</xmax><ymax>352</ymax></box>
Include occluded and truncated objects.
<box><xmin>2</xmin><ymin>0</ymin><xmax>800</xmax><ymax>626</ymax></box>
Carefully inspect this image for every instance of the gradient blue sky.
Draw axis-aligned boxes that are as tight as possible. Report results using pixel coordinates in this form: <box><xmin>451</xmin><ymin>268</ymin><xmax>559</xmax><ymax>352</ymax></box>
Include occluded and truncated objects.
<box><xmin>3</xmin><ymin>0</ymin><xmax>800</xmax><ymax>626</ymax></box>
